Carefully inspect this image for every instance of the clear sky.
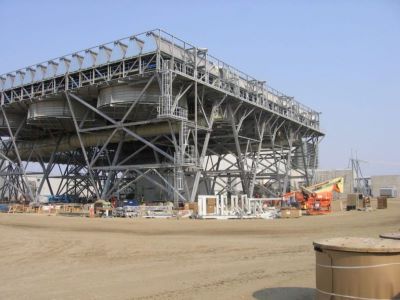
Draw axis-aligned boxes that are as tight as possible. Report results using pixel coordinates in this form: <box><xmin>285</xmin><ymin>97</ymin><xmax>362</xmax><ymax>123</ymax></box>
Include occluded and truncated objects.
<box><xmin>1</xmin><ymin>0</ymin><xmax>399</xmax><ymax>176</ymax></box>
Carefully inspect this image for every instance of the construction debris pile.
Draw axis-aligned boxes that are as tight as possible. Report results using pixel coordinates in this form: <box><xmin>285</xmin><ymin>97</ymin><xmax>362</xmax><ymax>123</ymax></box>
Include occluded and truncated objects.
<box><xmin>196</xmin><ymin>195</ymin><xmax>283</xmax><ymax>219</ymax></box>
<box><xmin>0</xmin><ymin>195</ymin><xmax>291</xmax><ymax>220</ymax></box>
<box><xmin>114</xmin><ymin>204</ymin><xmax>174</xmax><ymax>219</ymax></box>
<box><xmin>346</xmin><ymin>193</ymin><xmax>372</xmax><ymax>211</ymax></box>
<box><xmin>0</xmin><ymin>175</ymin><xmax>390</xmax><ymax>220</ymax></box>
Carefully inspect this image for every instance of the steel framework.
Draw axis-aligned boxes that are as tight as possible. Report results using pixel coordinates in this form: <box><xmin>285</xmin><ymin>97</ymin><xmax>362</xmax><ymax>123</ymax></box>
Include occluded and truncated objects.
<box><xmin>0</xmin><ymin>29</ymin><xmax>323</xmax><ymax>204</ymax></box>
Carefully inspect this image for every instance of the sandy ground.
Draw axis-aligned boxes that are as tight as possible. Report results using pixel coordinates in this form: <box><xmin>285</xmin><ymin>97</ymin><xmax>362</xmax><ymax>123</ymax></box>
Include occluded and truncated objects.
<box><xmin>0</xmin><ymin>199</ymin><xmax>399</xmax><ymax>300</ymax></box>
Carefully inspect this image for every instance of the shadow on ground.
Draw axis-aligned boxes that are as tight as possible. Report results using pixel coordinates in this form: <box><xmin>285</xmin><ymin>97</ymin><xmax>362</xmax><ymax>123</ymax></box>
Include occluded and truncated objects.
<box><xmin>253</xmin><ymin>287</ymin><xmax>315</xmax><ymax>300</ymax></box>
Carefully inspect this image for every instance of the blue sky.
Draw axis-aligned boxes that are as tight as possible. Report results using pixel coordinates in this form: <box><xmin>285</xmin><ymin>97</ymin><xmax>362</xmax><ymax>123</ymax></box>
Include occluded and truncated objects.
<box><xmin>1</xmin><ymin>0</ymin><xmax>399</xmax><ymax>176</ymax></box>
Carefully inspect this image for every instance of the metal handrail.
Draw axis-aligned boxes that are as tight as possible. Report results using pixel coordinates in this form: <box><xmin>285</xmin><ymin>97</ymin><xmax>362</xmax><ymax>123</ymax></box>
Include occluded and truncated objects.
<box><xmin>0</xmin><ymin>28</ymin><xmax>321</xmax><ymax>131</ymax></box>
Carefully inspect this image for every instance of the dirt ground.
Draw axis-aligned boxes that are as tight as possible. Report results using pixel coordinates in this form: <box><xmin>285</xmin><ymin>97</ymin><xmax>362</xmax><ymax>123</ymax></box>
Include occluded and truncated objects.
<box><xmin>0</xmin><ymin>199</ymin><xmax>399</xmax><ymax>300</ymax></box>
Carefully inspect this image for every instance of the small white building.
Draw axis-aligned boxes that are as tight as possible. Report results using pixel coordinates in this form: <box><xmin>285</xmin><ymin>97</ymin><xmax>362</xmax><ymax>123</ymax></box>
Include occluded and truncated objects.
<box><xmin>370</xmin><ymin>175</ymin><xmax>400</xmax><ymax>197</ymax></box>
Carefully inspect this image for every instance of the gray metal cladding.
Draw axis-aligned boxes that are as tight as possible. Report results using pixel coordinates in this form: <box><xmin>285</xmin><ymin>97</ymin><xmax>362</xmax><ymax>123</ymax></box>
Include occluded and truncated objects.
<box><xmin>27</xmin><ymin>98</ymin><xmax>87</xmax><ymax>121</ymax></box>
<box><xmin>97</xmin><ymin>84</ymin><xmax>161</xmax><ymax>108</ymax></box>
<box><xmin>0</xmin><ymin>113</ymin><xmax>24</xmax><ymax>128</ymax></box>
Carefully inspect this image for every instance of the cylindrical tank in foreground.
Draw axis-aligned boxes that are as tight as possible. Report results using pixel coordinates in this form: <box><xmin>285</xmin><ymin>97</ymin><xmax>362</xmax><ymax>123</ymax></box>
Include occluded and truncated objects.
<box><xmin>380</xmin><ymin>232</ymin><xmax>400</xmax><ymax>240</ymax></box>
<box><xmin>313</xmin><ymin>237</ymin><xmax>400</xmax><ymax>300</ymax></box>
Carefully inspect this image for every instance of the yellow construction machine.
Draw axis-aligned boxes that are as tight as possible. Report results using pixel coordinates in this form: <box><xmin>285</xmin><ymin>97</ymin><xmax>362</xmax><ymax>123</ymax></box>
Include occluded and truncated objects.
<box><xmin>285</xmin><ymin>177</ymin><xmax>344</xmax><ymax>214</ymax></box>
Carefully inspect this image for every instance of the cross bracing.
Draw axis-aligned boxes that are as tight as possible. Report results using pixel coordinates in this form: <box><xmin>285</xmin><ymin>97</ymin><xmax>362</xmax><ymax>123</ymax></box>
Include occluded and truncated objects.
<box><xmin>0</xmin><ymin>29</ymin><xmax>323</xmax><ymax>204</ymax></box>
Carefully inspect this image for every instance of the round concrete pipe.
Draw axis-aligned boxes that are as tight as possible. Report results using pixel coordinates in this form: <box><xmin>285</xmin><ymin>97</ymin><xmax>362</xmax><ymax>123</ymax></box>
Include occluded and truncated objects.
<box><xmin>314</xmin><ymin>237</ymin><xmax>400</xmax><ymax>299</ymax></box>
<box><xmin>379</xmin><ymin>232</ymin><xmax>400</xmax><ymax>240</ymax></box>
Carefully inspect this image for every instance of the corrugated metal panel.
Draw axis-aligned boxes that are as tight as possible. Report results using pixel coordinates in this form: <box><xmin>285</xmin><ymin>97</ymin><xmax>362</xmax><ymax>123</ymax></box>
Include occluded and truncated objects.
<box><xmin>0</xmin><ymin>113</ymin><xmax>24</xmax><ymax>128</ymax></box>
<box><xmin>97</xmin><ymin>84</ymin><xmax>187</xmax><ymax>121</ymax></box>
<box><xmin>292</xmin><ymin>142</ymin><xmax>318</xmax><ymax>170</ymax></box>
<box><xmin>98</xmin><ymin>84</ymin><xmax>160</xmax><ymax>108</ymax></box>
<box><xmin>27</xmin><ymin>98</ymin><xmax>87</xmax><ymax>121</ymax></box>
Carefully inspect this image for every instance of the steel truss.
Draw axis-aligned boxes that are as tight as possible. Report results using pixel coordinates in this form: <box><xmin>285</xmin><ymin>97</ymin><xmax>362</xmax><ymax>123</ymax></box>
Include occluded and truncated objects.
<box><xmin>0</xmin><ymin>29</ymin><xmax>323</xmax><ymax>204</ymax></box>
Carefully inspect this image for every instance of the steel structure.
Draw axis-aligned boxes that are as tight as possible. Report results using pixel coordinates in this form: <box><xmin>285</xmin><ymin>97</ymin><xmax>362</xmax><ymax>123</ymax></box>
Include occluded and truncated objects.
<box><xmin>0</xmin><ymin>29</ymin><xmax>324</xmax><ymax>204</ymax></box>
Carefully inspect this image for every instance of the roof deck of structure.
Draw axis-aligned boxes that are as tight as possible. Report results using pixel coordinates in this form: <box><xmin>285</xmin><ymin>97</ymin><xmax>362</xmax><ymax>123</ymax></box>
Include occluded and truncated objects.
<box><xmin>0</xmin><ymin>29</ymin><xmax>322</xmax><ymax>134</ymax></box>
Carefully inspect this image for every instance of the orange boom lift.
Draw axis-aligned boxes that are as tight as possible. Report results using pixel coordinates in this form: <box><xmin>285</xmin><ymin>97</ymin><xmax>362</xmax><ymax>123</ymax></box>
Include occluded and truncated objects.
<box><xmin>284</xmin><ymin>177</ymin><xmax>344</xmax><ymax>215</ymax></box>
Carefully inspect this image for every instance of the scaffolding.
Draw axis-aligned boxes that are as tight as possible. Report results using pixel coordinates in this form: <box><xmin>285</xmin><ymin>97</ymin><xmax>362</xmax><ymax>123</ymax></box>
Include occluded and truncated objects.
<box><xmin>0</xmin><ymin>29</ymin><xmax>324</xmax><ymax>203</ymax></box>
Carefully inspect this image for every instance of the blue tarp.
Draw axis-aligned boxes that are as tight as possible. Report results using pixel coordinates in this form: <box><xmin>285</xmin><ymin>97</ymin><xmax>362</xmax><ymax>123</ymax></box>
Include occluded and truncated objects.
<box><xmin>48</xmin><ymin>195</ymin><xmax>73</xmax><ymax>203</ymax></box>
<box><xmin>0</xmin><ymin>204</ymin><xmax>9</xmax><ymax>212</ymax></box>
<box><xmin>123</xmin><ymin>199</ymin><xmax>139</xmax><ymax>206</ymax></box>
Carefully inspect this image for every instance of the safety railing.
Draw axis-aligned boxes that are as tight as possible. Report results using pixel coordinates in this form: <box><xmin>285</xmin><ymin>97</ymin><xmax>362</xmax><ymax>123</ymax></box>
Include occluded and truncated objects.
<box><xmin>0</xmin><ymin>28</ymin><xmax>321</xmax><ymax>131</ymax></box>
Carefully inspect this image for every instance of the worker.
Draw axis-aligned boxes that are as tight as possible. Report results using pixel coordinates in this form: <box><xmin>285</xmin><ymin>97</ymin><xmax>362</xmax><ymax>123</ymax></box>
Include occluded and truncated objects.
<box><xmin>89</xmin><ymin>205</ymin><xmax>95</xmax><ymax>218</ymax></box>
<box><xmin>140</xmin><ymin>194</ymin><xmax>145</xmax><ymax>205</ymax></box>
<box><xmin>314</xmin><ymin>200</ymin><xmax>321</xmax><ymax>210</ymax></box>
<box><xmin>110</xmin><ymin>196</ymin><xmax>117</xmax><ymax>208</ymax></box>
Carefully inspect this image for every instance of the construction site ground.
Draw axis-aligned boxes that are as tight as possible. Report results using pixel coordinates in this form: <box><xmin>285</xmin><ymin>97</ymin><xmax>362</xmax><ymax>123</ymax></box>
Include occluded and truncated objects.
<box><xmin>0</xmin><ymin>199</ymin><xmax>399</xmax><ymax>300</ymax></box>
